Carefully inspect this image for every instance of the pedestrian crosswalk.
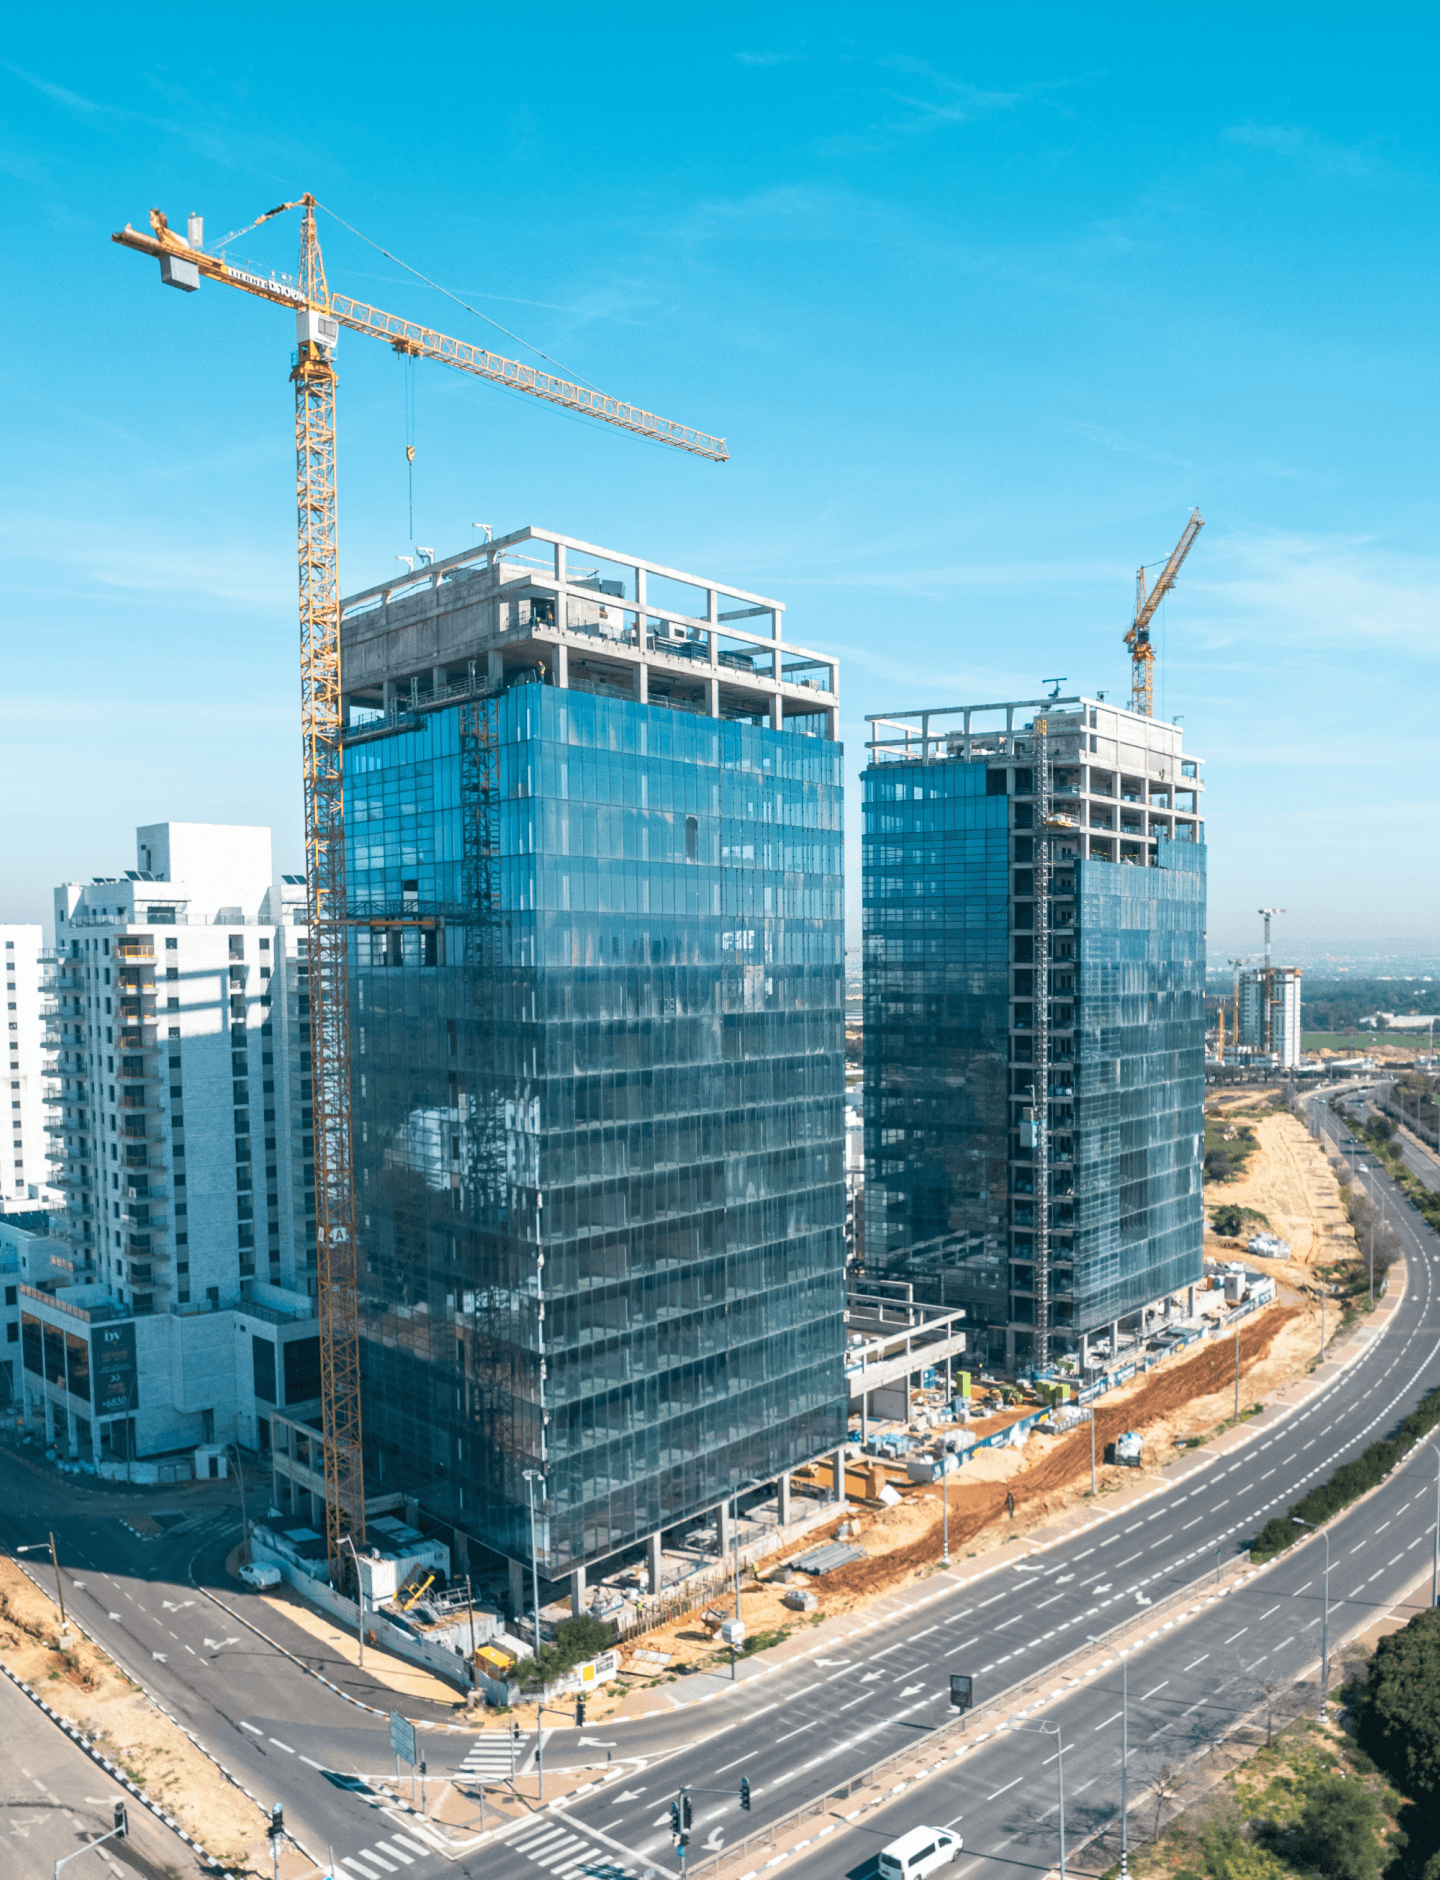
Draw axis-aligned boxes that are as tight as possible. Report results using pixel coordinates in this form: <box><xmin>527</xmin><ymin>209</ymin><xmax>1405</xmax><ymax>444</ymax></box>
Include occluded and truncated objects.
<box><xmin>508</xmin><ymin>1820</ymin><xmax>630</xmax><ymax>1879</ymax></box>
<box><xmin>457</xmin><ymin>1732</ymin><xmax>532</xmax><ymax>1783</ymax></box>
<box><xmin>336</xmin><ymin>1828</ymin><xmax>436</xmax><ymax>1877</ymax></box>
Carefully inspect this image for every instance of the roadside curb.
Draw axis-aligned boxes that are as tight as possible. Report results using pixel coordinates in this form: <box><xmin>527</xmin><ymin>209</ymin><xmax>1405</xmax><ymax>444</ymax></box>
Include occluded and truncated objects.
<box><xmin>0</xmin><ymin>1651</ymin><xmax>235</xmax><ymax>1878</ymax></box>
<box><xmin>10</xmin><ymin>1557</ymin><xmax>318</xmax><ymax>1872</ymax></box>
<box><xmin>601</xmin><ymin>1261</ymin><xmax>1409</xmax><ymax>1728</ymax></box>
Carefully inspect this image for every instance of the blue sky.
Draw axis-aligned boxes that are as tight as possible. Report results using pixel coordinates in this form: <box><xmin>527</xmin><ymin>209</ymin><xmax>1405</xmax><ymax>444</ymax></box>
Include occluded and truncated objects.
<box><xmin>3</xmin><ymin>4</ymin><xmax>1436</xmax><ymax>963</ymax></box>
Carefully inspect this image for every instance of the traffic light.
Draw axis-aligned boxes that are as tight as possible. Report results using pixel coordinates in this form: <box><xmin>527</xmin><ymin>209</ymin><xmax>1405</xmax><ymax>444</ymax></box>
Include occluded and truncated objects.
<box><xmin>670</xmin><ymin>1800</ymin><xmax>682</xmax><ymax>1838</ymax></box>
<box><xmin>739</xmin><ymin>1777</ymin><xmax>751</xmax><ymax>1812</ymax></box>
<box><xmin>575</xmin><ymin>1696</ymin><xmax>586</xmax><ymax>1726</ymax></box>
<box><xmin>270</xmin><ymin>1802</ymin><xmax>284</xmax><ymax>1840</ymax></box>
<box><xmin>681</xmin><ymin>1796</ymin><xmax>693</xmax><ymax>1832</ymax></box>
<box><xmin>113</xmin><ymin>1801</ymin><xmax>128</xmax><ymax>1840</ymax></box>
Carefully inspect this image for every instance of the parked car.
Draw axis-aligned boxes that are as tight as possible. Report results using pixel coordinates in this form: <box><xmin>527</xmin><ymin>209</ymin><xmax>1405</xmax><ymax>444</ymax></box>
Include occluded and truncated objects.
<box><xmin>878</xmin><ymin>1827</ymin><xmax>963</xmax><ymax>1879</ymax></box>
<box><xmin>238</xmin><ymin>1562</ymin><xmax>282</xmax><ymax>1590</ymax></box>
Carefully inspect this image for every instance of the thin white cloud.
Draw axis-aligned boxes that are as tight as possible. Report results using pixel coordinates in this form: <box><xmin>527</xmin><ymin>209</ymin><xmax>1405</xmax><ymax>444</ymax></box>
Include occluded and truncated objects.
<box><xmin>1221</xmin><ymin>123</ymin><xmax>1378</xmax><ymax>180</ymax></box>
<box><xmin>1191</xmin><ymin>531</ymin><xmax>1440</xmax><ymax>652</ymax></box>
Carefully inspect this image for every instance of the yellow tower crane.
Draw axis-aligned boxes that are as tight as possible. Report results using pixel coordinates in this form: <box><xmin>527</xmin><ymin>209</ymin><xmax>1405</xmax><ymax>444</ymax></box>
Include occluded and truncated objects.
<box><xmin>1124</xmin><ymin>507</ymin><xmax>1205</xmax><ymax>716</ymax></box>
<box><xmin>112</xmin><ymin>196</ymin><xmax>728</xmax><ymax>1578</ymax></box>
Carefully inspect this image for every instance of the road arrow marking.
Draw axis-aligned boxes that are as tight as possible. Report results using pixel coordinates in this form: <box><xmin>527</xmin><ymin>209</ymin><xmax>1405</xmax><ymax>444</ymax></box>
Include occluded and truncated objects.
<box><xmin>704</xmin><ymin>1828</ymin><xmax>726</xmax><ymax>1851</ymax></box>
<box><xmin>579</xmin><ymin>1737</ymin><xmax>617</xmax><ymax>1747</ymax></box>
<box><xmin>109</xmin><ymin>1612</ymin><xmax>121</xmax><ymax>1621</ymax></box>
<box><xmin>162</xmin><ymin>1599</ymin><xmax>195</xmax><ymax>1612</ymax></box>
<box><xmin>615</xmin><ymin>1789</ymin><xmax>645</xmax><ymax>1803</ymax></box>
<box><xmin>861</xmin><ymin>1671</ymin><xmax>885</xmax><ymax>1682</ymax></box>
<box><xmin>814</xmin><ymin>1658</ymin><xmax>853</xmax><ymax>1667</ymax></box>
<box><xmin>901</xmin><ymin>1683</ymin><xmax>926</xmax><ymax>1697</ymax></box>
<box><xmin>152</xmin><ymin>1652</ymin><xmax>167</xmax><ymax>1662</ymax></box>
<box><xmin>1054</xmin><ymin>1575</ymin><xmax>1074</xmax><ymax>1583</ymax></box>
<box><xmin>1093</xmin><ymin>1584</ymin><xmax>1113</xmax><ymax>1594</ymax></box>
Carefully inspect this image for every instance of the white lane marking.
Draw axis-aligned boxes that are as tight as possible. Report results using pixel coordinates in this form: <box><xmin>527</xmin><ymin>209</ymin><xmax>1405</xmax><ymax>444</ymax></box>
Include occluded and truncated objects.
<box><xmin>240</xmin><ymin>1721</ymin><xmax>263</xmax><ymax>1736</ymax></box>
<box><xmin>1093</xmin><ymin>1710</ymin><xmax>1122</xmax><ymax>1731</ymax></box>
<box><xmin>269</xmin><ymin>1737</ymin><xmax>295</xmax><ymax>1753</ymax></box>
<box><xmin>987</xmin><ymin>1776</ymin><xmax>1023</xmax><ymax>1800</ymax></box>
<box><xmin>1183</xmin><ymin>1654</ymin><xmax>1209</xmax><ymax>1671</ymax></box>
<box><xmin>1140</xmin><ymin>1681</ymin><xmax>1168</xmax><ymax>1701</ymax></box>
<box><xmin>775</xmin><ymin>1722</ymin><xmax>818</xmax><ymax>1744</ymax></box>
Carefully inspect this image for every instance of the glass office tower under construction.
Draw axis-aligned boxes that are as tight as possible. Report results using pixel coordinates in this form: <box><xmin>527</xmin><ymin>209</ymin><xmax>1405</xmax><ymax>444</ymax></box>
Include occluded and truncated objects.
<box><xmin>339</xmin><ymin>528</ymin><xmax>846</xmax><ymax>1597</ymax></box>
<box><xmin>861</xmin><ymin>694</ymin><xmax>1206</xmax><ymax>1373</ymax></box>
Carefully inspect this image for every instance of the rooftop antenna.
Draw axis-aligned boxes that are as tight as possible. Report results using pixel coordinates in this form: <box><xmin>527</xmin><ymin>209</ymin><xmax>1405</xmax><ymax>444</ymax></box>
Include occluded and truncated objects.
<box><xmin>1044</xmin><ymin>676</ymin><xmax>1067</xmax><ymax>699</ymax></box>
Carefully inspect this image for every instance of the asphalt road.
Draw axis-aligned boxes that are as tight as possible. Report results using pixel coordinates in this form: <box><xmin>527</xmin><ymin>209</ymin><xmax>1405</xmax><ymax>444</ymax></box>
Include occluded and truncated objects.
<box><xmin>0</xmin><ymin>1468</ymin><xmax>465</xmax><ymax>1880</ymax></box>
<box><xmin>6</xmin><ymin>1088</ymin><xmax>1438</xmax><ymax>1880</ymax></box>
<box><xmin>0</xmin><ymin>1666</ymin><xmax>199</xmax><ymax>1880</ymax></box>
<box><xmin>462</xmin><ymin>1090</ymin><xmax>1440</xmax><ymax>1880</ymax></box>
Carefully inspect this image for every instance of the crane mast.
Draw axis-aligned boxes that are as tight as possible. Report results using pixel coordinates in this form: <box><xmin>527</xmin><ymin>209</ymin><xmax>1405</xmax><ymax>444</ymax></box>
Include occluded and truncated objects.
<box><xmin>1124</xmin><ymin>508</ymin><xmax>1204</xmax><ymax>716</ymax></box>
<box><xmin>112</xmin><ymin>193</ymin><xmax>725</xmax><ymax>1579</ymax></box>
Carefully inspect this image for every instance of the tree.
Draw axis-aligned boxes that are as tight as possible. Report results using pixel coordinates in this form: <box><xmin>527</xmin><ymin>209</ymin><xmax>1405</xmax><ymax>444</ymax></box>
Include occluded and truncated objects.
<box><xmin>1287</xmin><ymin>1777</ymin><xmax>1384</xmax><ymax>1880</ymax></box>
<box><xmin>511</xmin><ymin>1613</ymin><xmax>615</xmax><ymax>1693</ymax></box>
<box><xmin>1148</xmin><ymin>1763</ymin><xmax>1180</xmax><ymax>1839</ymax></box>
<box><xmin>1352</xmin><ymin>1606</ymin><xmax>1440</xmax><ymax>1814</ymax></box>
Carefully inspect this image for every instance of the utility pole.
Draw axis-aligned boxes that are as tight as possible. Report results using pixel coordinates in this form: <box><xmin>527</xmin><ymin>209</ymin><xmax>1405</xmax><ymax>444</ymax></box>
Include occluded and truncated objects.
<box><xmin>48</xmin><ymin>1532</ymin><xmax>66</xmax><ymax>1629</ymax></box>
<box><xmin>1090</xmin><ymin>1409</ymin><xmax>1096</xmax><ymax>1496</ymax></box>
<box><xmin>227</xmin><ymin>1444</ymin><xmax>251</xmax><ymax>1565</ymax></box>
<box><xmin>1234</xmin><ymin>1329</ymin><xmax>1240</xmax><ymax>1422</ymax></box>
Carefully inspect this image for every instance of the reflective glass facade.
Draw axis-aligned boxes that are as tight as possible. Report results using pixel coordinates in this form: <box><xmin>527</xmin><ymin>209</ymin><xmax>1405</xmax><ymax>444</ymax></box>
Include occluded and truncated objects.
<box><xmin>862</xmin><ymin>736</ymin><xmax>1205</xmax><ymax>1367</ymax></box>
<box><xmin>348</xmin><ymin>683</ymin><xmax>847</xmax><ymax>1574</ymax></box>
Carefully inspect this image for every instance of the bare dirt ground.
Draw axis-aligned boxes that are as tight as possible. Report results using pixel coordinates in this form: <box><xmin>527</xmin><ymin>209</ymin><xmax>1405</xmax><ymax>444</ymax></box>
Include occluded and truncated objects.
<box><xmin>1204</xmin><ymin>1102</ymin><xmax>1356</xmax><ymax>1285</ymax></box>
<box><xmin>0</xmin><ymin>1556</ymin><xmax>269</xmax><ymax>1870</ymax></box>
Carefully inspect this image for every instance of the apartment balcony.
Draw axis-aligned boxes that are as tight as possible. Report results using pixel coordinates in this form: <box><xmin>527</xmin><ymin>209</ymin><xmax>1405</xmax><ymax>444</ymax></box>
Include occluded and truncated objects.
<box><xmin>118</xmin><ymin>1089</ymin><xmax>158</xmax><ymax>1109</ymax></box>
<box><xmin>121</xmin><ymin>1202</ymin><xmax>168</xmax><ymax>1230</ymax></box>
<box><xmin>116</xmin><ymin>940</ymin><xmax>155</xmax><ymax>961</ymax></box>
<box><xmin>117</xmin><ymin>1026</ymin><xmax>159</xmax><ymax>1051</ymax></box>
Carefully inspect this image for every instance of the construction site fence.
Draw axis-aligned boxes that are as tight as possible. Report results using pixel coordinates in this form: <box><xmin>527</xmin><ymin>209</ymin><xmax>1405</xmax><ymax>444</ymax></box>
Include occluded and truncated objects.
<box><xmin>682</xmin><ymin>1553</ymin><xmax>1261</xmax><ymax>1880</ymax></box>
<box><xmin>611</xmin><ymin>1497</ymin><xmax>844</xmax><ymax>1648</ymax></box>
<box><xmin>252</xmin><ymin>1548</ymin><xmax>471</xmax><ymax>1692</ymax></box>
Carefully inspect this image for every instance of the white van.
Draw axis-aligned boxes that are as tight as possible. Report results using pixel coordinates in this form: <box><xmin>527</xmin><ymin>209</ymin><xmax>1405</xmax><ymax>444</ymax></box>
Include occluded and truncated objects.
<box><xmin>238</xmin><ymin>1562</ymin><xmax>282</xmax><ymax>1590</ymax></box>
<box><xmin>877</xmin><ymin>1826</ymin><xmax>962</xmax><ymax>1879</ymax></box>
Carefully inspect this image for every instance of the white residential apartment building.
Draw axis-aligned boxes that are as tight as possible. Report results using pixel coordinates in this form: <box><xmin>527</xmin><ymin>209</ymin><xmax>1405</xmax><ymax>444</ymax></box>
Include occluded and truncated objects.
<box><xmin>1238</xmin><ymin>965</ymin><xmax>1303</xmax><ymax>1069</ymax></box>
<box><xmin>2</xmin><ymin>924</ymin><xmax>60</xmax><ymax>1206</ymax></box>
<box><xmin>18</xmin><ymin>824</ymin><xmax>323</xmax><ymax>1470</ymax></box>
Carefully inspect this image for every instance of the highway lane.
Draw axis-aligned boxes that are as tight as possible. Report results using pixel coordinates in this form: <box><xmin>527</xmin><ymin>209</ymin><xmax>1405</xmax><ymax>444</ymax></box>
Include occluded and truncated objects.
<box><xmin>757</xmin><ymin>1417</ymin><xmax>1440</xmax><ymax>1880</ymax></box>
<box><xmin>469</xmin><ymin>1094</ymin><xmax>1440</xmax><ymax>1880</ymax></box>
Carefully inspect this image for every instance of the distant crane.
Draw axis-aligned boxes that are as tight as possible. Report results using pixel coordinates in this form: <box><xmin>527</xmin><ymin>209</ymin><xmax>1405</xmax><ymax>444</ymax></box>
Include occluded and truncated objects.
<box><xmin>1125</xmin><ymin>509</ymin><xmax>1204</xmax><ymax>716</ymax></box>
<box><xmin>112</xmin><ymin>195</ymin><xmax>727</xmax><ymax>1579</ymax></box>
<box><xmin>1257</xmin><ymin>908</ymin><xmax>1286</xmax><ymax>1054</ymax></box>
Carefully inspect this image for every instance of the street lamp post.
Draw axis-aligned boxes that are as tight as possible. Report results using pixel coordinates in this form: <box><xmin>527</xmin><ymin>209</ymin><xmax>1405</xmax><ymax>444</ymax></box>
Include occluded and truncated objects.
<box><xmin>225</xmin><ymin>1444</ymin><xmax>250</xmax><ymax>1566</ymax></box>
<box><xmin>1007</xmin><ymin>1718</ymin><xmax>1066</xmax><ymax>1880</ymax></box>
<box><xmin>941</xmin><ymin>1466</ymin><xmax>950</xmax><ymax>1567</ymax></box>
<box><xmin>340</xmin><ymin>1533</ymin><xmax>365</xmax><ymax>1668</ymax></box>
<box><xmin>1088</xmin><ymin>1639</ymin><xmax>1128</xmax><ymax>1880</ymax></box>
<box><xmin>522</xmin><ymin>1468</ymin><xmax>547</xmax><ymax>1795</ymax></box>
<box><xmin>1293</xmin><ymin>1517</ymin><xmax>1331</xmax><ymax>1717</ymax></box>
<box><xmin>16</xmin><ymin>1536</ymin><xmax>68</xmax><ymax>1631</ymax></box>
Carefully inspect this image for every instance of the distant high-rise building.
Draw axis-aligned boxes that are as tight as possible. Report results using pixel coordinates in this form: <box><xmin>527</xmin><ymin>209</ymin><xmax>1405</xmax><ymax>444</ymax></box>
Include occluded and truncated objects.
<box><xmin>19</xmin><ymin>825</ymin><xmax>320</xmax><ymax>1468</ymax></box>
<box><xmin>860</xmin><ymin>693</ymin><xmax>1207</xmax><ymax>1372</ymax></box>
<box><xmin>2</xmin><ymin>925</ymin><xmax>60</xmax><ymax>1207</ymax></box>
<box><xmin>337</xmin><ymin>526</ymin><xmax>847</xmax><ymax>1609</ymax></box>
<box><xmin>1238</xmin><ymin>965</ymin><xmax>1302</xmax><ymax>1069</ymax></box>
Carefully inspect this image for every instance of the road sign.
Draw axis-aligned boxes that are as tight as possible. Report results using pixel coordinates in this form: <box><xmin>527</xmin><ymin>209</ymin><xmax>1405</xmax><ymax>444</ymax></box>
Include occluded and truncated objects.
<box><xmin>949</xmin><ymin>1673</ymin><xmax>974</xmax><ymax>1711</ymax></box>
<box><xmin>389</xmin><ymin>1711</ymin><xmax>417</xmax><ymax>1765</ymax></box>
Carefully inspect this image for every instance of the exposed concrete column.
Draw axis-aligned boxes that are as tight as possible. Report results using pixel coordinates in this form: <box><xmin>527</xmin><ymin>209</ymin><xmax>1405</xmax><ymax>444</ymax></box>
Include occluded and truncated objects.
<box><xmin>778</xmin><ymin>1471</ymin><xmax>792</xmax><ymax>1529</ymax></box>
<box><xmin>508</xmin><ymin>1556</ymin><xmax>525</xmax><ymax>1617</ymax></box>
<box><xmin>570</xmin><ymin>1564</ymin><xmax>587</xmax><ymax>1618</ymax></box>
<box><xmin>707</xmin><ymin>675</ymin><xmax>720</xmax><ymax>718</ymax></box>
<box><xmin>833</xmin><ymin>1445</ymin><xmax>848</xmax><ymax>1505</ymax></box>
<box><xmin>488</xmin><ymin>649</ymin><xmax>504</xmax><ymax>689</ymax></box>
<box><xmin>771</xmin><ymin>692</ymin><xmax>783</xmax><ymax>733</ymax></box>
<box><xmin>647</xmin><ymin>1530</ymin><xmax>663</xmax><ymax>1596</ymax></box>
<box><xmin>1186</xmin><ymin>1284</ymin><xmax>1196</xmax><ymax>1319</ymax></box>
<box><xmin>432</xmin><ymin>664</ymin><xmax>446</xmax><ymax>697</ymax></box>
<box><xmin>1005</xmin><ymin>1326</ymin><xmax>1017</xmax><ymax>1373</ymax></box>
<box><xmin>717</xmin><ymin>1499</ymin><xmax>734</xmax><ymax>1553</ymax></box>
<box><xmin>382</xmin><ymin>678</ymin><xmax>395</xmax><ymax>712</ymax></box>
<box><xmin>554</xmin><ymin>642</ymin><xmax>569</xmax><ymax>689</ymax></box>
<box><xmin>1111</xmin><ymin>1319</ymin><xmax>1120</xmax><ymax>1357</ymax></box>
<box><xmin>634</xmin><ymin>661</ymin><xmax>648</xmax><ymax>705</ymax></box>
<box><xmin>554</xmin><ymin>541</ymin><xmax>567</xmax><ymax>634</ymax></box>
